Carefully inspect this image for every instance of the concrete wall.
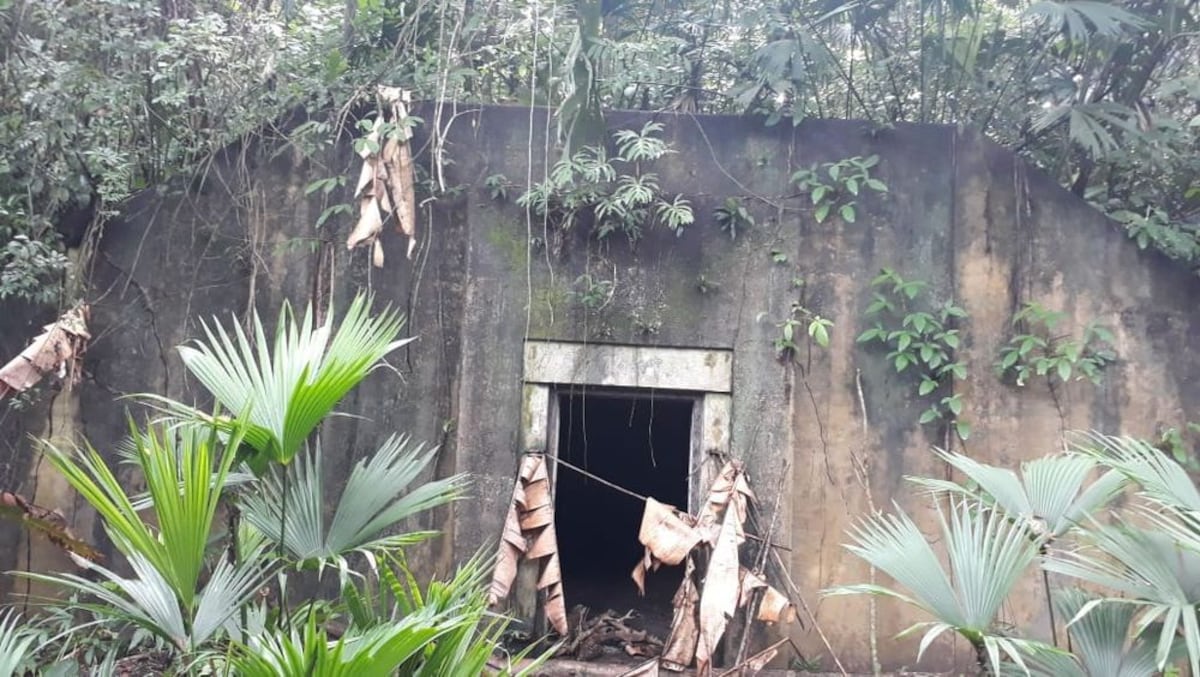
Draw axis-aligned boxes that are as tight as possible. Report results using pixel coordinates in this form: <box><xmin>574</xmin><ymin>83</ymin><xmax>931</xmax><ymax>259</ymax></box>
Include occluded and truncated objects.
<box><xmin>1</xmin><ymin>104</ymin><xmax>1197</xmax><ymax>672</ymax></box>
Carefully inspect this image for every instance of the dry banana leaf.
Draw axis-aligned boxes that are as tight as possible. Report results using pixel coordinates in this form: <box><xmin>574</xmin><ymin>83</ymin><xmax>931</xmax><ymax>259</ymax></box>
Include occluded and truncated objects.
<box><xmin>0</xmin><ymin>304</ymin><xmax>90</xmax><ymax>400</ymax></box>
<box><xmin>488</xmin><ymin>454</ymin><xmax>568</xmax><ymax>635</ymax></box>
<box><xmin>631</xmin><ymin>497</ymin><xmax>701</xmax><ymax>595</ymax></box>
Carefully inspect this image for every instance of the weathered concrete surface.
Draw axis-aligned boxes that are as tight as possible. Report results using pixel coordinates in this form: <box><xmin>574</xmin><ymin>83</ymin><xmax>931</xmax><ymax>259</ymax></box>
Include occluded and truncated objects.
<box><xmin>0</xmin><ymin>104</ymin><xmax>1197</xmax><ymax>673</ymax></box>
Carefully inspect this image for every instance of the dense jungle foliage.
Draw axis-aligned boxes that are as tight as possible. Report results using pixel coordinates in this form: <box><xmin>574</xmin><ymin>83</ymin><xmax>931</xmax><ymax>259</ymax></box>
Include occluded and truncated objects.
<box><xmin>0</xmin><ymin>0</ymin><xmax>1198</xmax><ymax>307</ymax></box>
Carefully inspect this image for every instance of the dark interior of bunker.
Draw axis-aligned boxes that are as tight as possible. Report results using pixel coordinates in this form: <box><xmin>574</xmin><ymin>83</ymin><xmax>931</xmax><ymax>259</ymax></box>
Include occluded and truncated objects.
<box><xmin>554</xmin><ymin>389</ymin><xmax>693</xmax><ymax>639</ymax></box>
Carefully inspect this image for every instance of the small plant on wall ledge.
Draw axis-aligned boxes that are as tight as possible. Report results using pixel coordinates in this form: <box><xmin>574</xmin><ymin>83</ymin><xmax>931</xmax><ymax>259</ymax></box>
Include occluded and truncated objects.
<box><xmin>996</xmin><ymin>302</ymin><xmax>1117</xmax><ymax>387</ymax></box>
<box><xmin>516</xmin><ymin>121</ymin><xmax>693</xmax><ymax>244</ymax></box>
<box><xmin>858</xmin><ymin>268</ymin><xmax>971</xmax><ymax>441</ymax></box>
<box><xmin>791</xmin><ymin>155</ymin><xmax>887</xmax><ymax>225</ymax></box>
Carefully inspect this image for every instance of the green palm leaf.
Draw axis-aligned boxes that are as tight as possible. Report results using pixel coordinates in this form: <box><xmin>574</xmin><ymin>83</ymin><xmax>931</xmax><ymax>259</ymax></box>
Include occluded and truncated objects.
<box><xmin>1045</xmin><ymin>521</ymin><xmax>1200</xmax><ymax>676</ymax></box>
<box><xmin>825</xmin><ymin>500</ymin><xmax>1048</xmax><ymax>674</ymax></box>
<box><xmin>232</xmin><ymin>609</ymin><xmax>465</xmax><ymax>677</ymax></box>
<box><xmin>31</xmin><ymin>420</ymin><xmax>267</xmax><ymax>652</ymax></box>
<box><xmin>1075</xmin><ymin>432</ymin><xmax>1200</xmax><ymax>511</ymax></box>
<box><xmin>43</xmin><ymin>420</ymin><xmax>240</xmax><ymax>612</ymax></box>
<box><xmin>1053</xmin><ymin>588</ymin><xmax>1172</xmax><ymax>677</ymax></box>
<box><xmin>908</xmin><ymin>448</ymin><xmax>1125</xmax><ymax>538</ymax></box>
<box><xmin>143</xmin><ymin>292</ymin><xmax>410</xmax><ymax>472</ymax></box>
<box><xmin>0</xmin><ymin>608</ymin><xmax>37</xmax><ymax>677</ymax></box>
<box><xmin>239</xmin><ymin>435</ymin><xmax>467</xmax><ymax>573</ymax></box>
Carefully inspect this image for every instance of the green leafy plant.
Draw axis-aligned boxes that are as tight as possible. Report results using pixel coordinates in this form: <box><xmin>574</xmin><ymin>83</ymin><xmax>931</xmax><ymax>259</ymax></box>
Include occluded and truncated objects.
<box><xmin>790</xmin><ymin>155</ymin><xmax>888</xmax><ymax>225</ymax></box>
<box><xmin>831</xmin><ymin>432</ymin><xmax>1200</xmax><ymax>675</ymax></box>
<box><xmin>713</xmin><ymin>197</ymin><xmax>755</xmax><ymax>240</ymax></box>
<box><xmin>517</xmin><ymin>122</ymin><xmax>693</xmax><ymax>242</ymax></box>
<box><xmin>239</xmin><ymin>435</ymin><xmax>467</xmax><ymax>578</ymax></box>
<box><xmin>484</xmin><ymin>173</ymin><xmax>513</xmax><ymax>201</ymax></box>
<box><xmin>570</xmin><ymin>273</ymin><xmax>613</xmax><ymax>312</ymax></box>
<box><xmin>143</xmin><ymin>293</ymin><xmax>410</xmax><ymax>474</ymax></box>
<box><xmin>24</xmin><ymin>421</ymin><xmax>269</xmax><ymax>654</ymax></box>
<box><xmin>774</xmin><ymin>301</ymin><xmax>833</xmax><ymax>359</ymax></box>
<box><xmin>996</xmin><ymin>302</ymin><xmax>1116</xmax><ymax>387</ymax></box>
<box><xmin>826</xmin><ymin>499</ymin><xmax>1051</xmax><ymax>675</ymax></box>
<box><xmin>1157</xmin><ymin>422</ymin><xmax>1200</xmax><ymax>473</ymax></box>
<box><xmin>858</xmin><ymin>268</ymin><xmax>971</xmax><ymax>440</ymax></box>
<box><xmin>0</xmin><ymin>608</ymin><xmax>38</xmax><ymax>677</ymax></box>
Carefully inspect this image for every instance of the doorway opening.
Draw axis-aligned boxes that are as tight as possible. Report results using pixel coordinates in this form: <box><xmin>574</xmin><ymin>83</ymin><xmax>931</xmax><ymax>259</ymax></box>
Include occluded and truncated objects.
<box><xmin>554</xmin><ymin>388</ymin><xmax>694</xmax><ymax>639</ymax></box>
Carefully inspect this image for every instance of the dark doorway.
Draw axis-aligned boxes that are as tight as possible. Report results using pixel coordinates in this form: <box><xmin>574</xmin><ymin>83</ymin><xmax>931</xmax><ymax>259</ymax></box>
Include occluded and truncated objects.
<box><xmin>554</xmin><ymin>389</ymin><xmax>693</xmax><ymax>639</ymax></box>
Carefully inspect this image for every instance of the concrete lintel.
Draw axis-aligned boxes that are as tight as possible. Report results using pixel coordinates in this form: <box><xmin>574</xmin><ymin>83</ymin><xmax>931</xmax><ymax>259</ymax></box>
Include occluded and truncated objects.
<box><xmin>523</xmin><ymin>340</ymin><xmax>733</xmax><ymax>393</ymax></box>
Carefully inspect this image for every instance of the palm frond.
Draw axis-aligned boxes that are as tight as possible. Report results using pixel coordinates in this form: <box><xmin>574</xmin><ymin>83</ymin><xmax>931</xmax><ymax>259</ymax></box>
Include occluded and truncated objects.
<box><xmin>0</xmin><ymin>608</ymin><xmax>37</xmax><ymax>677</ymax></box>
<box><xmin>142</xmin><ymin>292</ymin><xmax>410</xmax><ymax>472</ymax></box>
<box><xmin>1074</xmin><ymin>432</ymin><xmax>1200</xmax><ymax>511</ymax></box>
<box><xmin>908</xmin><ymin>448</ymin><xmax>1123</xmax><ymax>538</ymax></box>
<box><xmin>1044</xmin><ymin>522</ymin><xmax>1200</xmax><ymax>675</ymax></box>
<box><xmin>825</xmin><ymin>500</ymin><xmax>1043</xmax><ymax>674</ymax></box>
<box><xmin>240</xmin><ymin>435</ymin><xmax>467</xmax><ymax>573</ymax></box>
<box><xmin>1024</xmin><ymin>1</ymin><xmax>1148</xmax><ymax>41</ymax></box>
<box><xmin>43</xmin><ymin>420</ymin><xmax>240</xmax><ymax>613</ymax></box>
<box><xmin>1054</xmin><ymin>587</ymin><xmax>1172</xmax><ymax>677</ymax></box>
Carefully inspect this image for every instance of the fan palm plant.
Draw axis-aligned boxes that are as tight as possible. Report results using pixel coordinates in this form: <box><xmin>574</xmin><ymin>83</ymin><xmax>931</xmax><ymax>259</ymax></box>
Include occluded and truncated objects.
<box><xmin>342</xmin><ymin>552</ymin><xmax>549</xmax><ymax>676</ymax></box>
<box><xmin>21</xmin><ymin>420</ymin><xmax>269</xmax><ymax>653</ymax></box>
<box><xmin>1075</xmin><ymin>432</ymin><xmax>1200</xmax><ymax>511</ymax></box>
<box><xmin>232</xmin><ymin>553</ymin><xmax>549</xmax><ymax>677</ymax></box>
<box><xmin>0</xmin><ymin>608</ymin><xmax>37</xmax><ymax>677</ymax></box>
<box><xmin>143</xmin><ymin>292</ymin><xmax>410</xmax><ymax>474</ymax></box>
<box><xmin>1049</xmin><ymin>588</ymin><xmax>1177</xmax><ymax>677</ymax></box>
<box><xmin>238</xmin><ymin>434</ymin><xmax>468</xmax><ymax>576</ymax></box>
<box><xmin>825</xmin><ymin>500</ymin><xmax>1054</xmax><ymax>675</ymax></box>
<box><xmin>1044</xmin><ymin>522</ymin><xmax>1200</xmax><ymax>676</ymax></box>
<box><xmin>909</xmin><ymin>448</ymin><xmax>1125</xmax><ymax>540</ymax></box>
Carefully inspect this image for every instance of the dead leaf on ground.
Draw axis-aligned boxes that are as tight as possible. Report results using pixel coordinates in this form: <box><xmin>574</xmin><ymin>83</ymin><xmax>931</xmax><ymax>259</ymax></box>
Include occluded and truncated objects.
<box><xmin>488</xmin><ymin>454</ymin><xmax>568</xmax><ymax>635</ymax></box>
<box><xmin>0</xmin><ymin>490</ymin><xmax>101</xmax><ymax>564</ymax></box>
<box><xmin>0</xmin><ymin>304</ymin><xmax>90</xmax><ymax>401</ymax></box>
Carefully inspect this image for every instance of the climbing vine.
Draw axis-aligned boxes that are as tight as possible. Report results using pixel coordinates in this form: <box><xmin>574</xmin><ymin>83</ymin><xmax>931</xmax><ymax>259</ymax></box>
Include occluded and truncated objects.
<box><xmin>995</xmin><ymin>302</ymin><xmax>1116</xmax><ymax>386</ymax></box>
<box><xmin>858</xmin><ymin>268</ymin><xmax>971</xmax><ymax>440</ymax></box>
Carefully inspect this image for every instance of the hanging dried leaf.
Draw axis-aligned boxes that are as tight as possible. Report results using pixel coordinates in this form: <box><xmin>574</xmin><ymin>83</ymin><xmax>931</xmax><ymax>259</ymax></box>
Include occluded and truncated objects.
<box><xmin>631</xmin><ymin>497</ymin><xmax>701</xmax><ymax>595</ymax></box>
<box><xmin>738</xmin><ymin>568</ymin><xmax>768</xmax><ymax>608</ymax></box>
<box><xmin>488</xmin><ymin>454</ymin><xmax>568</xmax><ymax>636</ymax></box>
<box><xmin>377</xmin><ymin>86</ymin><xmax>418</xmax><ymax>259</ymax></box>
<box><xmin>696</xmin><ymin>503</ymin><xmax>742</xmax><ymax>675</ymax></box>
<box><xmin>696</xmin><ymin>460</ymin><xmax>754</xmax><ymax>545</ymax></box>
<box><xmin>0</xmin><ymin>304</ymin><xmax>90</xmax><ymax>401</ymax></box>
<box><xmin>756</xmin><ymin>583</ymin><xmax>796</xmax><ymax>625</ymax></box>
<box><xmin>660</xmin><ymin>554</ymin><xmax>701</xmax><ymax>671</ymax></box>
<box><xmin>0</xmin><ymin>490</ymin><xmax>101</xmax><ymax>563</ymax></box>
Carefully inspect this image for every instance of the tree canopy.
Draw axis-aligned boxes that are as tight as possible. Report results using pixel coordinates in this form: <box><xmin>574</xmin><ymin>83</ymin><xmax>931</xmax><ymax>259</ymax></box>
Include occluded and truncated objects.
<box><xmin>1</xmin><ymin>0</ymin><xmax>1197</xmax><ymax>306</ymax></box>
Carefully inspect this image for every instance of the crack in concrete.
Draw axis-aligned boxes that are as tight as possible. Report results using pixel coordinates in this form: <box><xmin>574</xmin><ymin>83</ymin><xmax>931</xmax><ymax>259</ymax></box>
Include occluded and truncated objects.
<box><xmin>102</xmin><ymin>251</ymin><xmax>171</xmax><ymax>395</ymax></box>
